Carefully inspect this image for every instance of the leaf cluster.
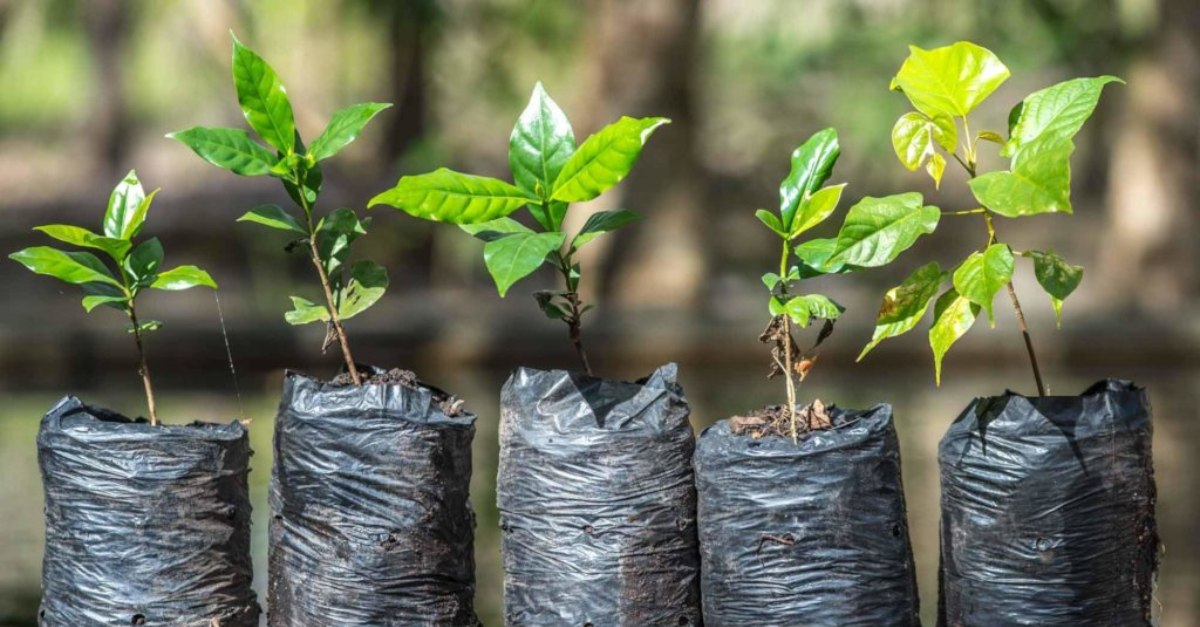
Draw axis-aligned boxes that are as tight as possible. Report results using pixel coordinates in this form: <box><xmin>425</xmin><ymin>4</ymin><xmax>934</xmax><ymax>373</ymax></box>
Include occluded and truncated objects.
<box><xmin>9</xmin><ymin>171</ymin><xmax>217</xmax><ymax>332</ymax></box>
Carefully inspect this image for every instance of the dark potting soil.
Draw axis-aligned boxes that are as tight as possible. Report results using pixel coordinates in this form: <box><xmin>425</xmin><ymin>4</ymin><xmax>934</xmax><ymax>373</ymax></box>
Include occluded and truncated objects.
<box><xmin>729</xmin><ymin>398</ymin><xmax>842</xmax><ymax>438</ymax></box>
<box><xmin>329</xmin><ymin>367</ymin><xmax>465</xmax><ymax>416</ymax></box>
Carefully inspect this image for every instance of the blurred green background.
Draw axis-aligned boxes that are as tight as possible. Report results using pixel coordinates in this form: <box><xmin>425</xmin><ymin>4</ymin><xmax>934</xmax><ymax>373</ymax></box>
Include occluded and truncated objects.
<box><xmin>1</xmin><ymin>0</ymin><xmax>1198</xmax><ymax>625</ymax></box>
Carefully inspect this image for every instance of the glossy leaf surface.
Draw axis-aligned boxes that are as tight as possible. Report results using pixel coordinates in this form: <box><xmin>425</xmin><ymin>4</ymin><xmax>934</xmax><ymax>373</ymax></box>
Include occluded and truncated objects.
<box><xmin>828</xmin><ymin>193</ymin><xmax>939</xmax><ymax>268</ymax></box>
<box><xmin>790</xmin><ymin>183</ymin><xmax>846</xmax><ymax>237</ymax></box>
<box><xmin>550</xmin><ymin>116</ymin><xmax>670</xmax><ymax>203</ymax></box>
<box><xmin>231</xmin><ymin>34</ymin><xmax>295</xmax><ymax>153</ymax></box>
<box><xmin>169</xmin><ymin>127</ymin><xmax>278</xmax><ymax>176</ymax></box>
<box><xmin>309</xmin><ymin>102</ymin><xmax>392</xmax><ymax>162</ymax></box>
<box><xmin>969</xmin><ymin>138</ymin><xmax>1073</xmax><ymax>217</ymax></box>
<box><xmin>892</xmin><ymin>112</ymin><xmax>956</xmax><ymax>187</ymax></box>
<box><xmin>510</xmin><ymin>82</ymin><xmax>575</xmax><ymax>198</ymax></box>
<box><xmin>778</xmin><ymin>128</ymin><xmax>840</xmax><ymax>232</ymax></box>
<box><xmin>952</xmin><ymin>243</ymin><xmax>1014</xmax><ymax>325</ymax></box>
<box><xmin>238</xmin><ymin>204</ymin><xmax>306</xmax><ymax>234</ymax></box>
<box><xmin>929</xmin><ymin>288</ymin><xmax>980</xmax><ymax>385</ymax></box>
<box><xmin>1003</xmin><ymin>76</ymin><xmax>1123</xmax><ymax>157</ymax></box>
<box><xmin>571</xmin><ymin>209</ymin><xmax>642</xmax><ymax>250</ymax></box>
<box><xmin>151</xmin><ymin>266</ymin><xmax>218</xmax><ymax>291</ymax></box>
<box><xmin>483</xmin><ymin>232</ymin><xmax>565</xmax><ymax>297</ymax></box>
<box><xmin>460</xmin><ymin>217</ymin><xmax>534</xmax><ymax>242</ymax></box>
<box><xmin>892</xmin><ymin>42</ymin><xmax>1010</xmax><ymax>118</ymax></box>
<box><xmin>859</xmin><ymin>262</ymin><xmax>945</xmax><ymax>360</ymax></box>
<box><xmin>10</xmin><ymin>247</ymin><xmax>120</xmax><ymax>287</ymax></box>
<box><xmin>35</xmin><ymin>225</ymin><xmax>130</xmax><ymax>261</ymax></box>
<box><xmin>368</xmin><ymin>168</ymin><xmax>534</xmax><ymax>224</ymax></box>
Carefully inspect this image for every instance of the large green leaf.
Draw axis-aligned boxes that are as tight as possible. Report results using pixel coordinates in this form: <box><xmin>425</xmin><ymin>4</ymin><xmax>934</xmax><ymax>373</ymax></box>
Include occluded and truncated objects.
<box><xmin>892</xmin><ymin>112</ymin><xmax>957</xmax><ymax>187</ymax></box>
<box><xmin>892</xmin><ymin>42</ymin><xmax>1010</xmax><ymax>118</ymax></box>
<box><xmin>1003</xmin><ymin>76</ymin><xmax>1123</xmax><ymax>157</ymax></box>
<box><xmin>238</xmin><ymin>204</ymin><xmax>306</xmax><ymax>234</ymax></box>
<box><xmin>790</xmin><ymin>183</ymin><xmax>846</xmax><ymax>237</ymax></box>
<box><xmin>778</xmin><ymin>128</ymin><xmax>840</xmax><ymax>232</ymax></box>
<box><xmin>102</xmin><ymin>170</ymin><xmax>160</xmax><ymax>240</ymax></box>
<box><xmin>859</xmin><ymin>262</ymin><xmax>946</xmax><ymax>360</ymax></box>
<box><xmin>125</xmin><ymin>238</ymin><xmax>164</xmax><ymax>285</ymax></box>
<box><xmin>308</xmin><ymin>102</ymin><xmax>392</xmax><ymax>162</ymax></box>
<box><xmin>969</xmin><ymin>138</ymin><xmax>1073</xmax><ymax>217</ymax></box>
<box><xmin>285</xmin><ymin>296</ymin><xmax>328</xmax><ymax>325</ymax></box>
<box><xmin>550</xmin><ymin>116</ymin><xmax>670</xmax><ymax>203</ymax></box>
<box><xmin>151</xmin><ymin>266</ymin><xmax>217</xmax><ymax>291</ymax></box>
<box><xmin>929</xmin><ymin>288</ymin><xmax>980</xmax><ymax>385</ymax></box>
<box><xmin>482</xmin><ymin>232</ymin><xmax>565</xmax><ymax>297</ymax></box>
<box><xmin>10</xmin><ymin>247</ymin><xmax>121</xmax><ymax>287</ymax></box>
<box><xmin>460</xmin><ymin>217</ymin><xmax>535</xmax><ymax>242</ymax></box>
<box><xmin>368</xmin><ymin>168</ymin><xmax>534</xmax><ymax>224</ymax></box>
<box><xmin>952</xmin><ymin>244</ymin><xmax>1014</xmax><ymax>326</ymax></box>
<box><xmin>337</xmin><ymin>260</ymin><xmax>388</xmax><ymax>320</ymax></box>
<box><xmin>35</xmin><ymin>225</ymin><xmax>130</xmax><ymax>261</ymax></box>
<box><xmin>571</xmin><ymin>209</ymin><xmax>642</xmax><ymax>250</ymax></box>
<box><xmin>169</xmin><ymin>127</ymin><xmax>279</xmax><ymax>176</ymax></box>
<box><xmin>231</xmin><ymin>33</ymin><xmax>295</xmax><ymax>153</ymax></box>
<box><xmin>1027</xmin><ymin>250</ymin><xmax>1083</xmax><ymax>327</ymax></box>
<box><xmin>510</xmin><ymin>82</ymin><xmax>576</xmax><ymax>199</ymax></box>
<box><xmin>827</xmin><ymin>193</ymin><xmax>940</xmax><ymax>268</ymax></box>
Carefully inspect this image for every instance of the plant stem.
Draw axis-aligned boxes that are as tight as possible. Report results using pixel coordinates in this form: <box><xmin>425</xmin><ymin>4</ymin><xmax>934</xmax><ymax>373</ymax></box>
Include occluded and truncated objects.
<box><xmin>127</xmin><ymin>304</ymin><xmax>159</xmax><ymax>426</ymax></box>
<box><xmin>554</xmin><ymin>251</ymin><xmax>593</xmax><ymax>375</ymax></box>
<box><xmin>778</xmin><ymin>241</ymin><xmax>799</xmax><ymax>442</ymax></box>
<box><xmin>295</xmin><ymin>174</ymin><xmax>361</xmax><ymax>385</ymax></box>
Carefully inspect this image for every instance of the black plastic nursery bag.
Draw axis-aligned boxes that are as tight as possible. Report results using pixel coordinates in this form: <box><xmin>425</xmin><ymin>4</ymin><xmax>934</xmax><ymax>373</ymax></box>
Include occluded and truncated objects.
<box><xmin>268</xmin><ymin>368</ymin><xmax>480</xmax><ymax>627</ymax></box>
<box><xmin>938</xmin><ymin>379</ymin><xmax>1158</xmax><ymax>627</ymax></box>
<box><xmin>694</xmin><ymin>404</ymin><xmax>920</xmax><ymax>627</ymax></box>
<box><xmin>498</xmin><ymin>364</ymin><xmax>702</xmax><ymax>626</ymax></box>
<box><xmin>38</xmin><ymin>396</ymin><xmax>259</xmax><ymax>627</ymax></box>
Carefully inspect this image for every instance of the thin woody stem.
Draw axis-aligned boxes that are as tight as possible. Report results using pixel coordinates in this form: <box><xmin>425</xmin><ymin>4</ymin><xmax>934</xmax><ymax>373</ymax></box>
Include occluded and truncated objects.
<box><xmin>554</xmin><ymin>251</ymin><xmax>593</xmax><ymax>375</ymax></box>
<box><xmin>779</xmin><ymin>241</ymin><xmax>799</xmax><ymax>442</ymax></box>
<box><xmin>127</xmin><ymin>304</ymin><xmax>159</xmax><ymax>426</ymax></box>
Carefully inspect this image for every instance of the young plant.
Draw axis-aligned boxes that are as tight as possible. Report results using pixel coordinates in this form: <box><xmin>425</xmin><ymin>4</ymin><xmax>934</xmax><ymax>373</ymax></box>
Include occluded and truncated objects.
<box><xmin>857</xmin><ymin>41</ymin><xmax>1122</xmax><ymax>394</ymax></box>
<box><xmin>9</xmin><ymin>171</ymin><xmax>218</xmax><ymax>425</ymax></box>
<box><xmin>169</xmin><ymin>33</ymin><xmax>391</xmax><ymax>385</ymax></box>
<box><xmin>758</xmin><ymin>128</ymin><xmax>939</xmax><ymax>440</ymax></box>
<box><xmin>369</xmin><ymin>83</ymin><xmax>667</xmax><ymax>374</ymax></box>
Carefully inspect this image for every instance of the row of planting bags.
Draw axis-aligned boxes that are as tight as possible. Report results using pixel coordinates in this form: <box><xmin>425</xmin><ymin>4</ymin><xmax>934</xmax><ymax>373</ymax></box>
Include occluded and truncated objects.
<box><xmin>38</xmin><ymin>364</ymin><xmax>1157</xmax><ymax>626</ymax></box>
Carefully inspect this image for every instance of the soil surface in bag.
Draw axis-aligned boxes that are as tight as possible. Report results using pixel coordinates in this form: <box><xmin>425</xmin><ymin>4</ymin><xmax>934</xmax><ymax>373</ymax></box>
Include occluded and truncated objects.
<box><xmin>498</xmin><ymin>364</ymin><xmax>702</xmax><ymax>627</ymax></box>
<box><xmin>938</xmin><ymin>379</ymin><xmax>1158</xmax><ymax>627</ymax></box>
<box><xmin>268</xmin><ymin>366</ymin><xmax>480</xmax><ymax>627</ymax></box>
<box><xmin>38</xmin><ymin>396</ymin><xmax>259</xmax><ymax>627</ymax></box>
<box><xmin>694</xmin><ymin>403</ymin><xmax>921</xmax><ymax>627</ymax></box>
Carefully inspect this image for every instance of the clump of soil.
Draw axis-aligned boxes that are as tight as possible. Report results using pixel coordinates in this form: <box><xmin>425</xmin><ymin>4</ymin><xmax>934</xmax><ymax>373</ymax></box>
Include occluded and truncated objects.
<box><xmin>330</xmin><ymin>368</ymin><xmax>465</xmax><ymax>417</ymax></box>
<box><xmin>731</xmin><ymin>399</ymin><xmax>842</xmax><ymax>438</ymax></box>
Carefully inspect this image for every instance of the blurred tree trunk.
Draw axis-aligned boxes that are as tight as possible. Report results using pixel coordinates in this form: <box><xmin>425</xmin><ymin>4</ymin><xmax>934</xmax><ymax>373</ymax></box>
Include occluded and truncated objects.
<box><xmin>569</xmin><ymin>0</ymin><xmax>706</xmax><ymax>311</ymax></box>
<box><xmin>1099</xmin><ymin>0</ymin><xmax>1199</xmax><ymax>309</ymax></box>
<box><xmin>381</xmin><ymin>0</ymin><xmax>437</xmax><ymax>165</ymax></box>
<box><xmin>84</xmin><ymin>0</ymin><xmax>129</xmax><ymax>179</ymax></box>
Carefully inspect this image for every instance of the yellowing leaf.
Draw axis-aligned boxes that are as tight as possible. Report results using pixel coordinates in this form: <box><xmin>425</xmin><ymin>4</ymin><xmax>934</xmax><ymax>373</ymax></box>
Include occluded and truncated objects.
<box><xmin>892</xmin><ymin>42</ymin><xmax>1010</xmax><ymax>118</ymax></box>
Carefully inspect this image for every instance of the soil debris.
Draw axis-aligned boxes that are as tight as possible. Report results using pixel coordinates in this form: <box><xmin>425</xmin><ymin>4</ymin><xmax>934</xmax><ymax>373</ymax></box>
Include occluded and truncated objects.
<box><xmin>730</xmin><ymin>399</ymin><xmax>837</xmax><ymax>438</ymax></box>
<box><xmin>759</xmin><ymin>316</ymin><xmax>835</xmax><ymax>380</ymax></box>
<box><xmin>330</xmin><ymin>368</ymin><xmax>465</xmax><ymax>417</ymax></box>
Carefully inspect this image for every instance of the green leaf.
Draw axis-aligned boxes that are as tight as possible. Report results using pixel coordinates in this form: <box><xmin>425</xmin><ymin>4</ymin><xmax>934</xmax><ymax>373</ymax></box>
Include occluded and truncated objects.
<box><xmin>528</xmin><ymin>200</ymin><xmax>569</xmax><ymax>231</ymax></box>
<box><xmin>793</xmin><ymin>238</ymin><xmax>844</xmax><ymax>277</ymax></box>
<box><xmin>82</xmin><ymin>292</ymin><xmax>129</xmax><ymax>313</ymax></box>
<box><xmin>283</xmin><ymin>141</ymin><xmax>323</xmax><ymax>205</ymax></box>
<box><xmin>231</xmin><ymin>33</ymin><xmax>295</xmax><ymax>153</ymax></box>
<box><xmin>510</xmin><ymin>82</ymin><xmax>576</xmax><ymax>199</ymax></box>
<box><xmin>778</xmin><ymin>128</ymin><xmax>840</xmax><ymax>232</ymax></box>
<box><xmin>791</xmin><ymin>183</ymin><xmax>846</xmax><ymax>237</ymax></box>
<box><xmin>128</xmin><ymin>320</ymin><xmax>163</xmax><ymax>334</ymax></box>
<box><xmin>892</xmin><ymin>112</ymin><xmax>956</xmax><ymax>188</ymax></box>
<box><xmin>571</xmin><ymin>209</ymin><xmax>643</xmax><ymax>250</ymax></box>
<box><xmin>10</xmin><ymin>247</ymin><xmax>121</xmax><ymax>288</ymax></box>
<box><xmin>34</xmin><ymin>225</ymin><xmax>131</xmax><ymax>261</ymax></box>
<box><xmin>460</xmin><ymin>217</ymin><xmax>535</xmax><ymax>242</ymax></box>
<box><xmin>1003</xmin><ymin>76</ymin><xmax>1123</xmax><ymax>157</ymax></box>
<box><xmin>859</xmin><ymin>262</ymin><xmax>946</xmax><ymax>360</ymax></box>
<box><xmin>969</xmin><ymin>138</ymin><xmax>1074</xmax><ymax>217</ymax></box>
<box><xmin>168</xmin><ymin>127</ymin><xmax>279</xmax><ymax>176</ymax></box>
<box><xmin>238</xmin><ymin>204</ymin><xmax>306</xmax><ymax>234</ymax></box>
<box><xmin>755</xmin><ymin>209</ymin><xmax>786</xmax><ymax>237</ymax></box>
<box><xmin>929</xmin><ymin>288</ymin><xmax>980</xmax><ymax>385</ymax></box>
<box><xmin>369</xmin><ymin>168</ymin><xmax>535</xmax><ymax>224</ymax></box>
<box><xmin>978</xmin><ymin>130</ymin><xmax>1006</xmax><ymax>145</ymax></box>
<box><xmin>126</xmin><ymin>238</ymin><xmax>164</xmax><ymax>285</ymax></box>
<box><xmin>786</xmin><ymin>294</ymin><xmax>844</xmax><ymax>326</ymax></box>
<box><xmin>482</xmin><ymin>232</ymin><xmax>565</xmax><ymax>297</ymax></box>
<box><xmin>827</xmin><ymin>193</ymin><xmax>940</xmax><ymax>268</ymax></box>
<box><xmin>550</xmin><ymin>116</ymin><xmax>670</xmax><ymax>203</ymax></box>
<box><xmin>308</xmin><ymin>102</ymin><xmax>392</xmax><ymax>162</ymax></box>
<box><xmin>285</xmin><ymin>296</ymin><xmax>329</xmax><ymax>325</ymax></box>
<box><xmin>891</xmin><ymin>41</ymin><xmax>1010</xmax><ymax>118</ymax></box>
<box><xmin>952</xmin><ymin>244</ymin><xmax>1014</xmax><ymax>325</ymax></box>
<box><xmin>316</xmin><ymin>208</ymin><xmax>368</xmax><ymax>275</ymax></box>
<box><xmin>151</xmin><ymin>266</ymin><xmax>218</xmax><ymax>291</ymax></box>
<box><xmin>1027</xmin><ymin>250</ymin><xmax>1083</xmax><ymax>327</ymax></box>
<box><xmin>337</xmin><ymin>260</ymin><xmax>389</xmax><ymax>320</ymax></box>
<box><xmin>102</xmin><ymin>170</ymin><xmax>160</xmax><ymax>240</ymax></box>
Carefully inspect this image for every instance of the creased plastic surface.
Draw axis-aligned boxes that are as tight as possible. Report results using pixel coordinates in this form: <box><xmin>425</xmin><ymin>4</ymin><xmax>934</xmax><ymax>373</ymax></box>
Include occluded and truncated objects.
<box><xmin>938</xmin><ymin>379</ymin><xmax>1158</xmax><ymax>627</ymax></box>
<box><xmin>268</xmin><ymin>367</ymin><xmax>480</xmax><ymax>626</ymax></box>
<box><xmin>695</xmin><ymin>404</ymin><xmax>920</xmax><ymax>627</ymax></box>
<box><xmin>38</xmin><ymin>396</ymin><xmax>259</xmax><ymax>627</ymax></box>
<box><xmin>498</xmin><ymin>364</ymin><xmax>702</xmax><ymax>626</ymax></box>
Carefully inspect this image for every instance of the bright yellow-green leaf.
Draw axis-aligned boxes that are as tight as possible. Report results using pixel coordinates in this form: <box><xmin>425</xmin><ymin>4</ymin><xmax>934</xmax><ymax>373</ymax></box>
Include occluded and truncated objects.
<box><xmin>550</xmin><ymin>116</ymin><xmax>669</xmax><ymax>203</ymax></box>
<box><xmin>927</xmin><ymin>152</ymin><xmax>947</xmax><ymax>188</ymax></box>
<box><xmin>790</xmin><ymin>183</ymin><xmax>846</xmax><ymax>237</ymax></box>
<box><xmin>151</xmin><ymin>266</ymin><xmax>218</xmax><ymax>291</ymax></box>
<box><xmin>779</xmin><ymin>128</ymin><xmax>841</xmax><ymax>232</ymax></box>
<box><xmin>309</xmin><ymin>102</ymin><xmax>392</xmax><ymax>162</ymax></box>
<box><xmin>756</xmin><ymin>209</ymin><xmax>786</xmax><ymax>237</ymax></box>
<box><xmin>231</xmin><ymin>33</ymin><xmax>295</xmax><ymax>153</ymax></box>
<box><xmin>35</xmin><ymin>225</ymin><xmax>131</xmax><ymax>261</ymax></box>
<box><xmin>859</xmin><ymin>262</ymin><xmax>946</xmax><ymax>361</ymax></box>
<box><xmin>929</xmin><ymin>288</ymin><xmax>980</xmax><ymax>385</ymax></box>
<box><xmin>969</xmin><ymin>138</ymin><xmax>1074</xmax><ymax>217</ymax></box>
<box><xmin>892</xmin><ymin>42</ymin><xmax>1010</xmax><ymax>118</ymax></box>
<box><xmin>892</xmin><ymin>112</ymin><xmax>956</xmax><ymax>170</ymax></box>
<box><xmin>10</xmin><ymin>247</ymin><xmax>121</xmax><ymax>288</ymax></box>
<box><xmin>952</xmin><ymin>244</ymin><xmax>1014</xmax><ymax>325</ymax></box>
<box><xmin>169</xmin><ymin>127</ymin><xmax>279</xmax><ymax>177</ymax></box>
<box><xmin>337</xmin><ymin>260</ymin><xmax>388</xmax><ymax>320</ymax></box>
<box><xmin>238</xmin><ymin>205</ymin><xmax>306</xmax><ymax>234</ymax></box>
<box><xmin>1003</xmin><ymin>76</ymin><xmax>1123</xmax><ymax>157</ymax></box>
<box><xmin>369</xmin><ymin>168</ymin><xmax>535</xmax><ymax>224</ymax></box>
<box><xmin>828</xmin><ymin>193</ymin><xmax>940</xmax><ymax>268</ymax></box>
<box><xmin>285</xmin><ymin>296</ymin><xmax>329</xmax><ymax>325</ymax></box>
<box><xmin>978</xmin><ymin>130</ymin><xmax>1006</xmax><ymax>145</ymax></box>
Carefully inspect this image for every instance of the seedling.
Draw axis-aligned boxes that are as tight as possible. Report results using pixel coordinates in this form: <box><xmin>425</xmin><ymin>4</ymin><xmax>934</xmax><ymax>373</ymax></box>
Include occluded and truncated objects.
<box><xmin>856</xmin><ymin>41</ymin><xmax>1122</xmax><ymax>394</ymax></box>
<box><xmin>10</xmin><ymin>171</ymin><xmax>217</xmax><ymax>425</ymax></box>
<box><xmin>757</xmin><ymin>129</ymin><xmax>939</xmax><ymax>440</ymax></box>
<box><xmin>370</xmin><ymin>83</ymin><xmax>667</xmax><ymax>374</ymax></box>
<box><xmin>170</xmin><ymin>33</ymin><xmax>391</xmax><ymax>385</ymax></box>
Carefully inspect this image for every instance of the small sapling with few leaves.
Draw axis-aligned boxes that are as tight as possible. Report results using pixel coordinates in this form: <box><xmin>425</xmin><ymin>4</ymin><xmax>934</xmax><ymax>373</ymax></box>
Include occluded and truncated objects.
<box><xmin>10</xmin><ymin>171</ymin><xmax>218</xmax><ymax>425</ymax></box>
<box><xmin>858</xmin><ymin>41</ymin><xmax>1121</xmax><ymax>394</ymax></box>
<box><xmin>370</xmin><ymin>82</ymin><xmax>667</xmax><ymax>374</ymax></box>
<box><xmin>170</xmin><ymin>32</ymin><xmax>391</xmax><ymax>385</ymax></box>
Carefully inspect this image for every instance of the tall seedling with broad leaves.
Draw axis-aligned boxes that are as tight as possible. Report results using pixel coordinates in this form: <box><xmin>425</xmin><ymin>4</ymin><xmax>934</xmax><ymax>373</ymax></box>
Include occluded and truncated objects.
<box><xmin>10</xmin><ymin>172</ymin><xmax>218</xmax><ymax>425</ymax></box>
<box><xmin>371</xmin><ymin>83</ymin><xmax>667</xmax><ymax>374</ymax></box>
<box><xmin>758</xmin><ymin>129</ymin><xmax>939</xmax><ymax>440</ymax></box>
<box><xmin>859</xmin><ymin>41</ymin><xmax>1121</xmax><ymax>393</ymax></box>
<box><xmin>170</xmin><ymin>33</ymin><xmax>391</xmax><ymax>385</ymax></box>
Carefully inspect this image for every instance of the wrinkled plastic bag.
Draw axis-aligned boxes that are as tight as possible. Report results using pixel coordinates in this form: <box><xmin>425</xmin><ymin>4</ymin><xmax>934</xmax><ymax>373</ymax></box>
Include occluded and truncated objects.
<box><xmin>268</xmin><ymin>368</ymin><xmax>480</xmax><ymax>626</ymax></box>
<box><xmin>498</xmin><ymin>364</ymin><xmax>702</xmax><ymax>626</ymax></box>
<box><xmin>694</xmin><ymin>404</ymin><xmax>920</xmax><ymax>627</ymax></box>
<box><xmin>938</xmin><ymin>379</ymin><xmax>1158</xmax><ymax>627</ymax></box>
<box><xmin>38</xmin><ymin>396</ymin><xmax>259</xmax><ymax>627</ymax></box>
